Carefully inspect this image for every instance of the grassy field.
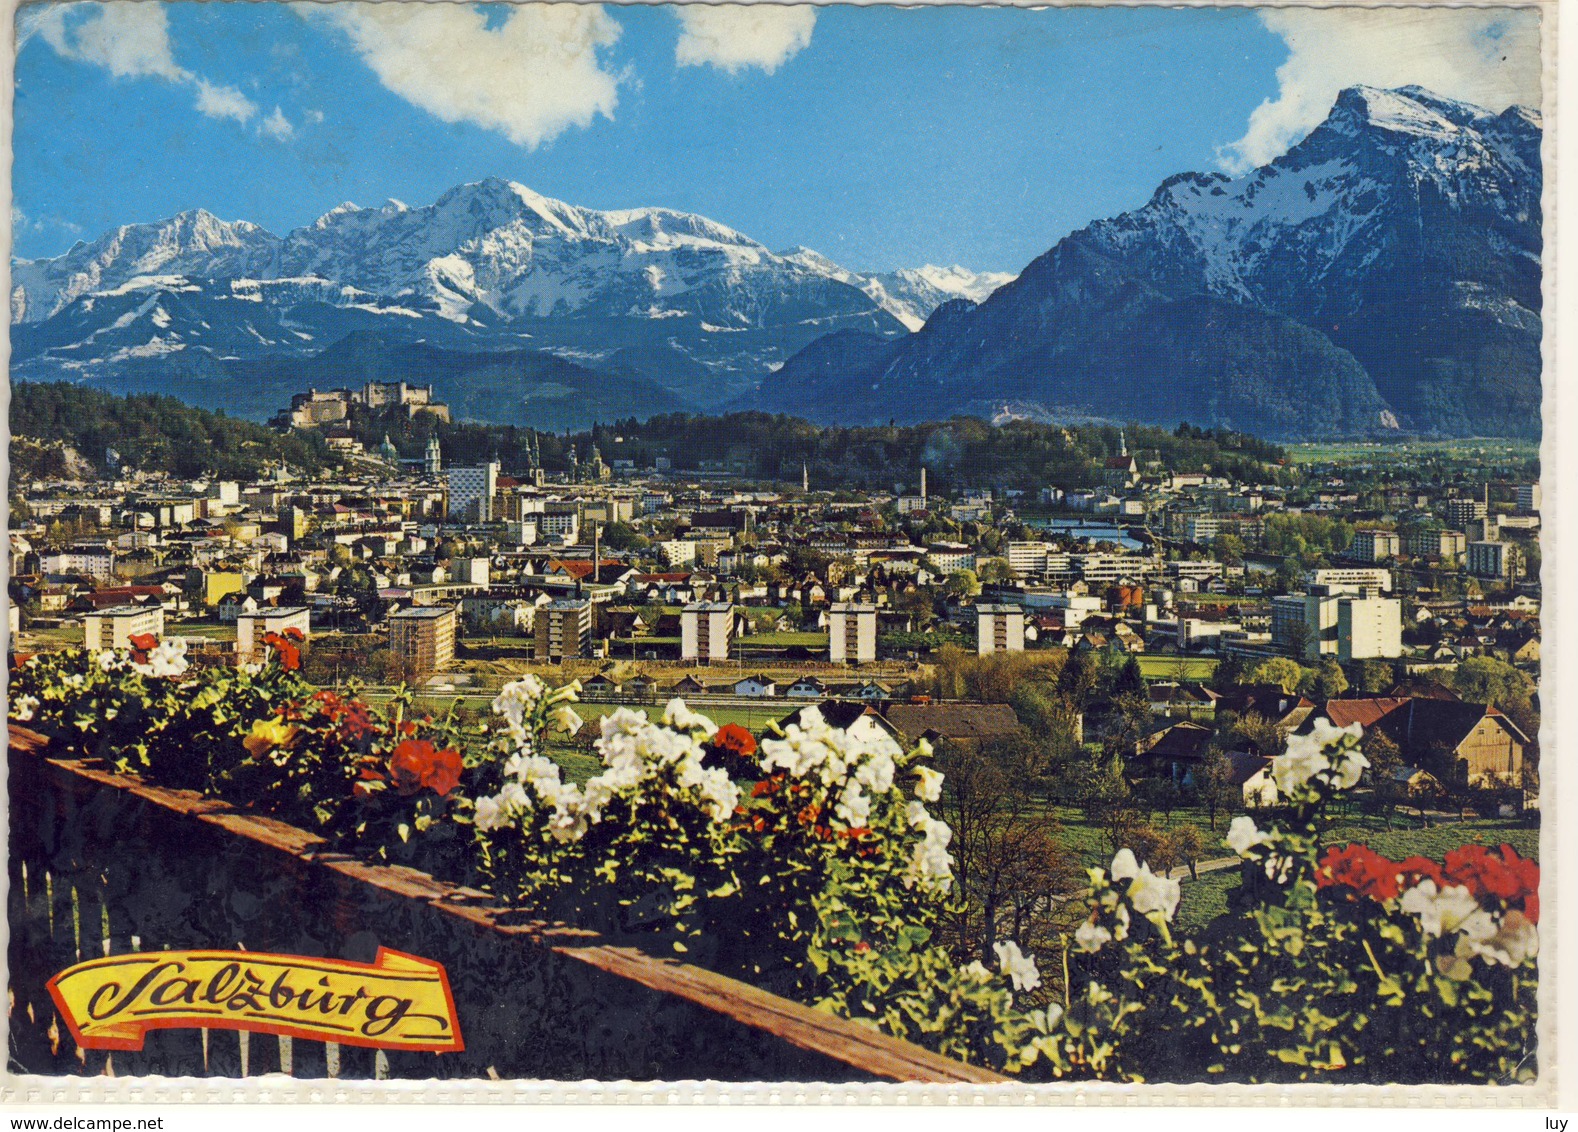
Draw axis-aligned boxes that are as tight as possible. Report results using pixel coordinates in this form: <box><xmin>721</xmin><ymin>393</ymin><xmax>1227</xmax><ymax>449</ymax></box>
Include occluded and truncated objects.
<box><xmin>1135</xmin><ymin>655</ymin><xmax>1218</xmax><ymax>681</ymax></box>
<box><xmin>740</xmin><ymin>632</ymin><xmax>830</xmax><ymax>648</ymax></box>
<box><xmin>1286</xmin><ymin>438</ymin><xmax>1540</xmax><ymax>466</ymax></box>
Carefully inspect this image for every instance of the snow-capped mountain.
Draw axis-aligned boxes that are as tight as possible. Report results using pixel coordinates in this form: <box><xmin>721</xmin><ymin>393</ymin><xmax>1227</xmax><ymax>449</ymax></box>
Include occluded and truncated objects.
<box><xmin>775</xmin><ymin>248</ymin><xmax>1013</xmax><ymax>331</ymax></box>
<box><xmin>766</xmin><ymin>85</ymin><xmax>1543</xmax><ymax>439</ymax></box>
<box><xmin>12</xmin><ymin>179</ymin><xmax>1004</xmax><ymax>409</ymax></box>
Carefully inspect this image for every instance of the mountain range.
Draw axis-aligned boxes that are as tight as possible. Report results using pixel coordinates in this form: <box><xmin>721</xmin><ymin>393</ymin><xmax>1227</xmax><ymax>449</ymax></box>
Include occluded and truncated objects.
<box><xmin>765</xmin><ymin>85</ymin><xmax>1542</xmax><ymax>440</ymax></box>
<box><xmin>10</xmin><ymin>85</ymin><xmax>1542</xmax><ymax>439</ymax></box>
<box><xmin>10</xmin><ymin>182</ymin><xmax>1010</xmax><ymax>414</ymax></box>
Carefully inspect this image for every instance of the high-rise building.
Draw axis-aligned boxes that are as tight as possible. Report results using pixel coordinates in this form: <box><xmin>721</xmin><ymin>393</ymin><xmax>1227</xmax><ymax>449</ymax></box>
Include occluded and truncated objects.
<box><xmin>1272</xmin><ymin>585</ymin><xmax>1401</xmax><ymax>661</ymax></box>
<box><xmin>236</xmin><ymin>607</ymin><xmax>311</xmax><ymax>664</ymax></box>
<box><xmin>535</xmin><ymin>600</ymin><xmax>593</xmax><ymax>661</ymax></box>
<box><xmin>389</xmin><ymin>606</ymin><xmax>457</xmax><ymax>675</ymax></box>
<box><xmin>1517</xmin><ymin>483</ymin><xmax>1541</xmax><ymax>513</ymax></box>
<box><xmin>976</xmin><ymin>604</ymin><xmax>1025</xmax><ymax>655</ymax></box>
<box><xmin>1445</xmin><ymin>498</ymin><xmax>1488</xmax><ymax>529</ymax></box>
<box><xmin>1467</xmin><ymin>540</ymin><xmax>1515</xmax><ymax>580</ymax></box>
<box><xmin>829</xmin><ymin>603</ymin><xmax>878</xmax><ymax>664</ymax></box>
<box><xmin>1348</xmin><ymin>530</ymin><xmax>1400</xmax><ymax>562</ymax></box>
<box><xmin>681</xmin><ymin>602</ymin><xmax>734</xmax><ymax>662</ymax></box>
<box><xmin>447</xmin><ymin>462</ymin><xmax>500</xmax><ymax>522</ymax></box>
<box><xmin>425</xmin><ymin>437</ymin><xmax>443</xmax><ymax>476</ymax></box>
<box><xmin>83</xmin><ymin>606</ymin><xmax>165</xmax><ymax>653</ymax></box>
<box><xmin>1336</xmin><ymin>593</ymin><xmax>1403</xmax><ymax>663</ymax></box>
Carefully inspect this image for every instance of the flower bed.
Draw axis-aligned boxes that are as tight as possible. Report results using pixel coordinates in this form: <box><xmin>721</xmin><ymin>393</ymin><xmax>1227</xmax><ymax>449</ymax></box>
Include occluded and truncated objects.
<box><xmin>9</xmin><ymin>643</ymin><xmax>1542</xmax><ymax>1083</ymax></box>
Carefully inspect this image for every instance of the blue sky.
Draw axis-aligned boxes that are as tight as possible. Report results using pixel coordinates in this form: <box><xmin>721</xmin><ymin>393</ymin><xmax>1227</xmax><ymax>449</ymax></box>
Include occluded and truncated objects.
<box><xmin>12</xmin><ymin>2</ymin><xmax>1542</xmax><ymax>274</ymax></box>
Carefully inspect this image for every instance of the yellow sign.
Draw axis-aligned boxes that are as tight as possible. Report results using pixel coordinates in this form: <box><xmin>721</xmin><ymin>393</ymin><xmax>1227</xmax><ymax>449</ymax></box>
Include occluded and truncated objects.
<box><xmin>48</xmin><ymin>947</ymin><xmax>463</xmax><ymax>1053</ymax></box>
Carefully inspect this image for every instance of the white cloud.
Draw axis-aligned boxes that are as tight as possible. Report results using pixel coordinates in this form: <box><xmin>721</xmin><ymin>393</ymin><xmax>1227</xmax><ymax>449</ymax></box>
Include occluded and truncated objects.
<box><xmin>305</xmin><ymin>2</ymin><xmax>622</xmax><ymax>149</ymax></box>
<box><xmin>260</xmin><ymin>106</ymin><xmax>295</xmax><ymax>141</ymax></box>
<box><xmin>24</xmin><ymin>1</ymin><xmax>188</xmax><ymax>80</ymax></box>
<box><xmin>305</xmin><ymin>109</ymin><xmax>326</xmax><ymax>125</ymax></box>
<box><xmin>1220</xmin><ymin>8</ymin><xmax>1542</xmax><ymax>173</ymax></box>
<box><xmin>195</xmin><ymin>78</ymin><xmax>258</xmax><ymax>125</ymax></box>
<box><xmin>674</xmin><ymin>4</ymin><xmax>815</xmax><ymax>75</ymax></box>
<box><xmin>23</xmin><ymin>2</ymin><xmax>295</xmax><ymax>134</ymax></box>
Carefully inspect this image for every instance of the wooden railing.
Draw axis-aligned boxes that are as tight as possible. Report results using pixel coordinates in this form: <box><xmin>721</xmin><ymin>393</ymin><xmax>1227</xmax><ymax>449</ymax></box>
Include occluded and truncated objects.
<box><xmin>6</xmin><ymin>726</ymin><xmax>1005</xmax><ymax>1083</ymax></box>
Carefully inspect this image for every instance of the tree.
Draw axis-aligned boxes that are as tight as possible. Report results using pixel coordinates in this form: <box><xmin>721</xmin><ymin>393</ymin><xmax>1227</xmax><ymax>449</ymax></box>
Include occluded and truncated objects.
<box><xmin>600</xmin><ymin>521</ymin><xmax>649</xmax><ymax>551</ymax></box>
<box><xmin>1212</xmin><ymin>533</ymin><xmax>1246</xmax><ymax>567</ymax></box>
<box><xmin>977</xmin><ymin>557</ymin><xmax>1014</xmax><ymax>585</ymax></box>
<box><xmin>1245</xmin><ymin>656</ymin><xmax>1308</xmax><ymax>695</ymax></box>
<box><xmin>944</xmin><ymin>569</ymin><xmax>981</xmax><ymax>599</ymax></box>
<box><xmin>1195</xmin><ymin>745</ymin><xmax>1241</xmax><ymax>831</ymax></box>
<box><xmin>1358</xmin><ymin>729</ymin><xmax>1406</xmax><ymax>829</ymax></box>
<box><xmin>933</xmin><ymin>734</ymin><xmax>1078</xmax><ymax>964</ymax></box>
<box><xmin>1113</xmin><ymin>655</ymin><xmax>1145</xmax><ymax>698</ymax></box>
<box><xmin>1169</xmin><ymin>822</ymin><xmax>1208</xmax><ymax>880</ymax></box>
<box><xmin>1313</xmin><ymin>658</ymin><xmax>1349</xmax><ymax>701</ymax></box>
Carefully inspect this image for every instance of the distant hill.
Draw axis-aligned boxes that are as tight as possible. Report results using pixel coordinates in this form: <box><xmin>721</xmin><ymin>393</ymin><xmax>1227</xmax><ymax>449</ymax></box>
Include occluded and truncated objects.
<box><xmin>8</xmin><ymin>382</ymin><xmax>330</xmax><ymax>480</ymax></box>
<box><xmin>14</xmin><ymin>333</ymin><xmax>700</xmax><ymax>433</ymax></box>
<box><xmin>764</xmin><ymin>85</ymin><xmax>1542</xmax><ymax>440</ymax></box>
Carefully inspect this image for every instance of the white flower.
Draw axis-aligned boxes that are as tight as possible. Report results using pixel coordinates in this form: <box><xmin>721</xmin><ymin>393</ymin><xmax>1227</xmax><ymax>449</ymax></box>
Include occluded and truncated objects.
<box><xmin>492</xmin><ymin>675</ymin><xmax>547</xmax><ymax>734</ymax></box>
<box><xmin>904</xmin><ymin>813</ymin><xmax>955</xmax><ymax>893</ymax></box>
<box><xmin>11</xmin><ymin>694</ymin><xmax>39</xmax><ymax>722</ymax></box>
<box><xmin>1272</xmin><ymin>739</ymin><xmax>1328</xmax><ymax>796</ymax></box>
<box><xmin>551</xmin><ymin>704</ymin><xmax>584</xmax><ymax>737</ymax></box>
<box><xmin>993</xmin><ymin>940</ymin><xmax>1041</xmax><ymax>992</ymax></box>
<box><xmin>146</xmin><ymin>639</ymin><xmax>188</xmax><ymax>678</ymax></box>
<box><xmin>1328</xmin><ymin>743</ymin><xmax>1370</xmax><ymax>791</ymax></box>
<box><xmin>961</xmin><ymin>960</ymin><xmax>993</xmax><ymax>983</ymax></box>
<box><xmin>97</xmin><ymin>650</ymin><xmax>123</xmax><ymax>672</ymax></box>
<box><xmin>905</xmin><ymin>800</ymin><xmax>932</xmax><ymax>829</ymax></box>
<box><xmin>1460</xmin><ymin>909</ymin><xmax>1539</xmax><ymax>968</ymax></box>
<box><xmin>663</xmin><ymin>698</ymin><xmax>718</xmax><ymax>737</ymax></box>
<box><xmin>1225</xmin><ymin>815</ymin><xmax>1268</xmax><ymax>858</ymax></box>
<box><xmin>243</xmin><ymin>662</ymin><xmax>263</xmax><ymax>676</ymax></box>
<box><xmin>1073</xmin><ymin>920</ymin><xmax>1112</xmax><ymax>953</ymax></box>
<box><xmin>1127</xmin><ymin>865</ymin><xmax>1181</xmax><ymax>922</ymax></box>
<box><xmin>1109</xmin><ymin>848</ymin><xmax>1140</xmax><ymax>882</ymax></box>
<box><xmin>473</xmin><ymin>794</ymin><xmax>507</xmax><ymax>832</ymax></box>
<box><xmin>835</xmin><ymin>779</ymin><xmax>870</xmax><ymax>828</ymax></box>
<box><xmin>913</xmin><ymin>765</ymin><xmax>944</xmax><ymax>803</ymax></box>
<box><xmin>1400</xmin><ymin>880</ymin><xmax>1495</xmax><ymax>942</ymax></box>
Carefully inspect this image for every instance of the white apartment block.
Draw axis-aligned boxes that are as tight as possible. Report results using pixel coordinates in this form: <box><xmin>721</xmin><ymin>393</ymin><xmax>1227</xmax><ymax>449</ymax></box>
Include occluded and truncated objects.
<box><xmin>1517</xmin><ymin>483</ymin><xmax>1541</xmax><ymax>513</ymax></box>
<box><xmin>1273</xmin><ymin>585</ymin><xmax>1401</xmax><ymax>661</ymax></box>
<box><xmin>1008</xmin><ymin>541</ymin><xmax>1053</xmax><ymax>577</ymax></box>
<box><xmin>682</xmin><ymin>602</ymin><xmax>734</xmax><ymax>662</ymax></box>
<box><xmin>446</xmin><ymin>462</ymin><xmax>500</xmax><ymax>522</ymax></box>
<box><xmin>660</xmin><ymin>540</ymin><xmax>699</xmax><ymax>568</ymax></box>
<box><xmin>449</xmin><ymin>557</ymin><xmax>491</xmax><ymax>586</ymax></box>
<box><xmin>236</xmin><ymin>606</ymin><xmax>311</xmax><ymax>664</ymax></box>
<box><xmin>829</xmin><ymin>602</ymin><xmax>878</xmax><ymax>664</ymax></box>
<box><xmin>927</xmin><ymin>547</ymin><xmax>977</xmax><ymax>575</ymax></box>
<box><xmin>84</xmin><ymin>606</ymin><xmax>164</xmax><ymax>653</ymax></box>
<box><xmin>976</xmin><ymin>604</ymin><xmax>1025</xmax><ymax>655</ymax></box>
<box><xmin>1309</xmin><ymin>567</ymin><xmax>1393</xmax><ymax>593</ymax></box>
<box><xmin>1337</xmin><ymin>594</ymin><xmax>1403</xmax><ymax>663</ymax></box>
<box><xmin>42</xmin><ymin>546</ymin><xmax>116</xmax><ymax>580</ymax></box>
<box><xmin>1348</xmin><ymin>530</ymin><xmax>1401</xmax><ymax>562</ymax></box>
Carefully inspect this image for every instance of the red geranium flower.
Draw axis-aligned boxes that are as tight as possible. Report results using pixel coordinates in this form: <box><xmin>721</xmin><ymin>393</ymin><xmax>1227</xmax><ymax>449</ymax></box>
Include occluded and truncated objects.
<box><xmin>282</xmin><ymin>626</ymin><xmax>305</xmax><ymax>642</ymax></box>
<box><xmin>712</xmin><ymin>723</ymin><xmax>758</xmax><ymax>759</ymax></box>
<box><xmin>128</xmin><ymin>633</ymin><xmax>159</xmax><ymax>652</ymax></box>
<box><xmin>1315</xmin><ymin>844</ymin><xmax>1401</xmax><ymax>902</ymax></box>
<box><xmin>388</xmin><ymin>739</ymin><xmax>464</xmax><ymax>797</ymax></box>
<box><xmin>1396</xmin><ymin>856</ymin><xmax>1445</xmax><ymax>888</ymax></box>
<box><xmin>262</xmin><ymin>631</ymin><xmax>301</xmax><ymax>671</ymax></box>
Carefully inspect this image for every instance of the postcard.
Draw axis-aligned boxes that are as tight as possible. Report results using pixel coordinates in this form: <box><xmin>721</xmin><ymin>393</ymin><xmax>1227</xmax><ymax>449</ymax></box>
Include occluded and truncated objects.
<box><xmin>3</xmin><ymin>0</ymin><xmax>1555</xmax><ymax>1103</ymax></box>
